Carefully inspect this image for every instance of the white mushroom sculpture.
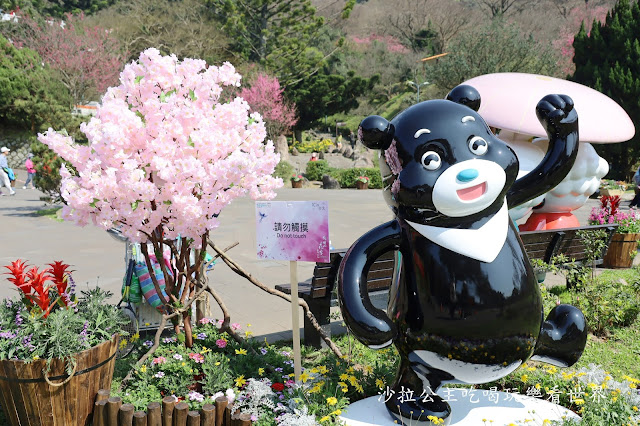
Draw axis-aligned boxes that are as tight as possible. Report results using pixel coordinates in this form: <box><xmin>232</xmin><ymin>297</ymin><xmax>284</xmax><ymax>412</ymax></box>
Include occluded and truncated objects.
<box><xmin>463</xmin><ymin>73</ymin><xmax>635</xmax><ymax>230</ymax></box>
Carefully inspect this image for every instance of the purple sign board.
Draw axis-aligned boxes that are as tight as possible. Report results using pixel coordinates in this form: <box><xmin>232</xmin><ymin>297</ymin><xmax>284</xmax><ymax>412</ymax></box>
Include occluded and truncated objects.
<box><xmin>256</xmin><ymin>201</ymin><xmax>330</xmax><ymax>263</ymax></box>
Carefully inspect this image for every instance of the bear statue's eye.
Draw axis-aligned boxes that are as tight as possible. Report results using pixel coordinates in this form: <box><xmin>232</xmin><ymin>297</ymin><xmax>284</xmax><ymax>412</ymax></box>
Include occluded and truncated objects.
<box><xmin>421</xmin><ymin>151</ymin><xmax>441</xmax><ymax>171</ymax></box>
<box><xmin>468</xmin><ymin>136</ymin><xmax>488</xmax><ymax>155</ymax></box>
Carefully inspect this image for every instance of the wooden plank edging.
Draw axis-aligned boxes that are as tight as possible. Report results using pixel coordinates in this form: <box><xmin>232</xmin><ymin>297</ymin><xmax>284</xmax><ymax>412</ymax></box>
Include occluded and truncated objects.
<box><xmin>93</xmin><ymin>391</ymin><xmax>253</xmax><ymax>426</ymax></box>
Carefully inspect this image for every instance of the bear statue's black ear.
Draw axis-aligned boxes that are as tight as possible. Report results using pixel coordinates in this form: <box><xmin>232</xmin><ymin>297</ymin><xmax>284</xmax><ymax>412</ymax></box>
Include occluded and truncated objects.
<box><xmin>359</xmin><ymin>115</ymin><xmax>394</xmax><ymax>150</ymax></box>
<box><xmin>446</xmin><ymin>85</ymin><xmax>481</xmax><ymax>112</ymax></box>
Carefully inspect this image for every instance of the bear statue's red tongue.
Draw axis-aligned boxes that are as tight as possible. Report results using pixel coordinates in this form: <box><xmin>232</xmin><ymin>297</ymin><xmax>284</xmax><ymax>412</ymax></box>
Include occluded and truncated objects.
<box><xmin>457</xmin><ymin>182</ymin><xmax>486</xmax><ymax>201</ymax></box>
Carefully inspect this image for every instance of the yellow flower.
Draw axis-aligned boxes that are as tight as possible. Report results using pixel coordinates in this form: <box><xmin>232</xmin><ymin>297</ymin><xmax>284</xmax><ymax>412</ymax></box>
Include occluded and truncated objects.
<box><xmin>258</xmin><ymin>368</ymin><xmax>265</xmax><ymax>376</ymax></box>
<box><xmin>542</xmin><ymin>420</ymin><xmax>551</xmax><ymax>425</ymax></box>
<box><xmin>521</xmin><ymin>374</ymin><xmax>528</xmax><ymax>383</ymax></box>
<box><xmin>130</xmin><ymin>332</ymin><xmax>140</xmax><ymax>342</ymax></box>
<box><xmin>32</xmin><ymin>355</ymin><xmax>40</xmax><ymax>361</ymax></box>
<box><xmin>119</xmin><ymin>339</ymin><xmax>128</xmax><ymax>349</ymax></box>
<box><xmin>299</xmin><ymin>372</ymin><xmax>311</xmax><ymax>383</ymax></box>
<box><xmin>320</xmin><ymin>416</ymin><xmax>330</xmax><ymax>422</ymax></box>
<box><xmin>574</xmin><ymin>399</ymin><xmax>585</xmax><ymax>405</ymax></box>
<box><xmin>427</xmin><ymin>416</ymin><xmax>445</xmax><ymax>424</ymax></box>
<box><xmin>200</xmin><ymin>347</ymin><xmax>210</xmax><ymax>354</ymax></box>
<box><xmin>339</xmin><ymin>373</ymin><xmax>349</xmax><ymax>381</ymax></box>
<box><xmin>363</xmin><ymin>365</ymin><xmax>373</xmax><ymax>374</ymax></box>
<box><xmin>235</xmin><ymin>348</ymin><xmax>247</xmax><ymax>356</ymax></box>
<box><xmin>633</xmin><ymin>406</ymin><xmax>638</xmax><ymax>412</ymax></box>
<box><xmin>235</xmin><ymin>375</ymin><xmax>246</xmax><ymax>388</ymax></box>
<box><xmin>144</xmin><ymin>322</ymin><xmax>150</xmax><ymax>326</ymax></box>
<box><xmin>348</xmin><ymin>376</ymin><xmax>358</xmax><ymax>386</ymax></box>
<box><xmin>245</xmin><ymin>331</ymin><xmax>253</xmax><ymax>337</ymax></box>
<box><xmin>331</xmin><ymin>410</ymin><xmax>342</xmax><ymax>416</ymax></box>
<box><xmin>317</xmin><ymin>365</ymin><xmax>328</xmax><ymax>375</ymax></box>
<box><xmin>347</xmin><ymin>367</ymin><xmax>355</xmax><ymax>373</ymax></box>
<box><xmin>327</xmin><ymin>397</ymin><xmax>338</xmax><ymax>405</ymax></box>
<box><xmin>376</xmin><ymin>379</ymin><xmax>385</xmax><ymax>389</ymax></box>
<box><xmin>215</xmin><ymin>362</ymin><xmax>220</xmax><ymax>366</ymax></box>
<box><xmin>140</xmin><ymin>365</ymin><xmax>147</xmax><ymax>373</ymax></box>
<box><xmin>247</xmin><ymin>323</ymin><xmax>251</xmax><ymax>327</ymax></box>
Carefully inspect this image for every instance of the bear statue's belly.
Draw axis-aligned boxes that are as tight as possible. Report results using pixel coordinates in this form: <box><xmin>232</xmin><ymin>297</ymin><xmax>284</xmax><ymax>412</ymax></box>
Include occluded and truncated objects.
<box><xmin>387</xmin><ymin>225</ymin><xmax>542</xmax><ymax>384</ymax></box>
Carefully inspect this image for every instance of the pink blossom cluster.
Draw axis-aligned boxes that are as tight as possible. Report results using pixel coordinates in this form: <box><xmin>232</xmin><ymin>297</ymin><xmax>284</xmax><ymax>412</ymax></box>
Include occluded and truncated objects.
<box><xmin>38</xmin><ymin>48</ymin><xmax>283</xmax><ymax>245</ymax></box>
<box><xmin>351</xmin><ymin>34</ymin><xmax>408</xmax><ymax>53</ymax></box>
<box><xmin>589</xmin><ymin>206</ymin><xmax>639</xmax><ymax>225</ymax></box>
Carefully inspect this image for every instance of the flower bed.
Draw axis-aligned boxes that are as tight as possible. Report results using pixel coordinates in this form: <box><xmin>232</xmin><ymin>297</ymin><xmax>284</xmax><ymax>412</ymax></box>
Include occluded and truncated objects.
<box><xmin>111</xmin><ymin>314</ymin><xmax>640</xmax><ymax>426</ymax></box>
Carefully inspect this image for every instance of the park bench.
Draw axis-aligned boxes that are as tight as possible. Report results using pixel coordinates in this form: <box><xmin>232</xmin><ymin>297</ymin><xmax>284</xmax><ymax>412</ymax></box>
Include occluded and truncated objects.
<box><xmin>276</xmin><ymin>223</ymin><xmax>619</xmax><ymax>348</ymax></box>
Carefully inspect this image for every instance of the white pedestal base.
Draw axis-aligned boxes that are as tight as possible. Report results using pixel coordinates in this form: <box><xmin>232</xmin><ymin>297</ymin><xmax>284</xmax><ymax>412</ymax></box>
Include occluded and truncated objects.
<box><xmin>339</xmin><ymin>388</ymin><xmax>580</xmax><ymax>425</ymax></box>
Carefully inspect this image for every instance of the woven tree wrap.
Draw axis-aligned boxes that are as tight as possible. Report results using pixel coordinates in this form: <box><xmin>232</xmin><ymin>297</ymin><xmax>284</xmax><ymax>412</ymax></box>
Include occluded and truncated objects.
<box><xmin>135</xmin><ymin>260</ymin><xmax>170</xmax><ymax>311</ymax></box>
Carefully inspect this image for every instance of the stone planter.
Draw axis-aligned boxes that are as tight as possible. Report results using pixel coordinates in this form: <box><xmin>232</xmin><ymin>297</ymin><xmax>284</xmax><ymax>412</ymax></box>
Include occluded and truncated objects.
<box><xmin>603</xmin><ymin>233</ymin><xmax>640</xmax><ymax>268</ymax></box>
<box><xmin>291</xmin><ymin>180</ymin><xmax>303</xmax><ymax>188</ymax></box>
<box><xmin>356</xmin><ymin>181</ymin><xmax>368</xmax><ymax>190</ymax></box>
<box><xmin>0</xmin><ymin>335</ymin><xmax>119</xmax><ymax>426</ymax></box>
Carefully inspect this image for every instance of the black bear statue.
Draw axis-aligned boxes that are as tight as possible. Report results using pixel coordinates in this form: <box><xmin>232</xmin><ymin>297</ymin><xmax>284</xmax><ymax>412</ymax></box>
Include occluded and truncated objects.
<box><xmin>338</xmin><ymin>85</ymin><xmax>588</xmax><ymax>425</ymax></box>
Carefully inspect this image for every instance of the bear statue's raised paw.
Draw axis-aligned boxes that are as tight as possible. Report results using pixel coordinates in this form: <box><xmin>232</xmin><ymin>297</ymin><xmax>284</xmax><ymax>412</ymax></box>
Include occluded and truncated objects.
<box><xmin>536</xmin><ymin>94</ymin><xmax>578</xmax><ymax>137</ymax></box>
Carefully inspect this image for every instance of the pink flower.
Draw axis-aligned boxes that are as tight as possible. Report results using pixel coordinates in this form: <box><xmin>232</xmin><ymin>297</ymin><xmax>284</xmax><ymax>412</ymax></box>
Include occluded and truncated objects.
<box><xmin>199</xmin><ymin>317</ymin><xmax>212</xmax><ymax>325</ymax></box>
<box><xmin>230</xmin><ymin>323</ymin><xmax>241</xmax><ymax>331</ymax></box>
<box><xmin>152</xmin><ymin>356</ymin><xmax>167</xmax><ymax>365</ymax></box>
<box><xmin>216</xmin><ymin>339</ymin><xmax>227</xmax><ymax>349</ymax></box>
<box><xmin>188</xmin><ymin>352</ymin><xmax>204</xmax><ymax>363</ymax></box>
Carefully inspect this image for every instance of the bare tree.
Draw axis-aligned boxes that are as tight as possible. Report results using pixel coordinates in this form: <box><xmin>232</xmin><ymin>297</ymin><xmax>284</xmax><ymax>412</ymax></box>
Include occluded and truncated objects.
<box><xmin>463</xmin><ymin>0</ymin><xmax>535</xmax><ymax>18</ymax></box>
<box><xmin>89</xmin><ymin>0</ymin><xmax>232</xmax><ymax>63</ymax></box>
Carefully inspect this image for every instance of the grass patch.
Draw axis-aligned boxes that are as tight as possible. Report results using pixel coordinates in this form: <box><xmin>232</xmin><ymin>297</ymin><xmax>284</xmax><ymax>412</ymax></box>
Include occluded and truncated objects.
<box><xmin>34</xmin><ymin>206</ymin><xmax>63</xmax><ymax>221</ymax></box>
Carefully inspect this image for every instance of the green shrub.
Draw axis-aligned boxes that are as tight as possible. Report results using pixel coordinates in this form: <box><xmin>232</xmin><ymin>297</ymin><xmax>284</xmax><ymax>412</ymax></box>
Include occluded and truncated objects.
<box><xmin>305</xmin><ymin>160</ymin><xmax>332</xmax><ymax>181</ymax></box>
<box><xmin>338</xmin><ymin>168</ymin><xmax>382</xmax><ymax>189</ymax></box>
<box><xmin>272</xmin><ymin>160</ymin><xmax>294</xmax><ymax>180</ymax></box>
<box><xmin>545</xmin><ymin>276</ymin><xmax>640</xmax><ymax>336</ymax></box>
<box><xmin>291</xmin><ymin>139</ymin><xmax>333</xmax><ymax>154</ymax></box>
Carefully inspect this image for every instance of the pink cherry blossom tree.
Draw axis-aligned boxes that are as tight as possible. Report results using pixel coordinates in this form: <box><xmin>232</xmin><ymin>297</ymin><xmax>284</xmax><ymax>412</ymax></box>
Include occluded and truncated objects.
<box><xmin>39</xmin><ymin>49</ymin><xmax>283</xmax><ymax>347</ymax></box>
<box><xmin>238</xmin><ymin>73</ymin><xmax>298</xmax><ymax>139</ymax></box>
<box><xmin>552</xmin><ymin>5</ymin><xmax>608</xmax><ymax>76</ymax></box>
<box><xmin>10</xmin><ymin>12</ymin><xmax>126</xmax><ymax>106</ymax></box>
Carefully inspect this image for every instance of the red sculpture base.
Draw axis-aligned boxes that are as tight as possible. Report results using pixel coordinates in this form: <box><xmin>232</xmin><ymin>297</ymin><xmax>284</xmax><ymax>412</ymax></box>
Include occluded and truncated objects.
<box><xmin>519</xmin><ymin>212</ymin><xmax>580</xmax><ymax>231</ymax></box>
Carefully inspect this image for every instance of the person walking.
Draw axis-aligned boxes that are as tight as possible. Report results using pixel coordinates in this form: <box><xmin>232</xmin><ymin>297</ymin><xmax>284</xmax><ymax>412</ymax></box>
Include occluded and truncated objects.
<box><xmin>0</xmin><ymin>147</ymin><xmax>15</xmax><ymax>196</ymax></box>
<box><xmin>630</xmin><ymin>165</ymin><xmax>640</xmax><ymax>208</ymax></box>
<box><xmin>23</xmin><ymin>153</ymin><xmax>36</xmax><ymax>189</ymax></box>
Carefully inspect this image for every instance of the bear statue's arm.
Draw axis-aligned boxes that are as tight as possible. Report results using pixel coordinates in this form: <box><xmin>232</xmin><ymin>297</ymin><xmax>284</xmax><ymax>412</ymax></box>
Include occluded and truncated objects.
<box><xmin>507</xmin><ymin>94</ymin><xmax>580</xmax><ymax>209</ymax></box>
<box><xmin>338</xmin><ymin>220</ymin><xmax>401</xmax><ymax>348</ymax></box>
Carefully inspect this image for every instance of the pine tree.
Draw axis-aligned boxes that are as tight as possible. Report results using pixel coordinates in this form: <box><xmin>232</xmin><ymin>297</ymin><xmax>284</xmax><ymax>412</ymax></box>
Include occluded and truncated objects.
<box><xmin>572</xmin><ymin>0</ymin><xmax>640</xmax><ymax>179</ymax></box>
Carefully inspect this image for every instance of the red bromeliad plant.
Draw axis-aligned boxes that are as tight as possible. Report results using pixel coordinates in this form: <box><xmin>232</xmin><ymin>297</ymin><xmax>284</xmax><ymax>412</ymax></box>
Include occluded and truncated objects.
<box><xmin>3</xmin><ymin>260</ymin><xmax>75</xmax><ymax>318</ymax></box>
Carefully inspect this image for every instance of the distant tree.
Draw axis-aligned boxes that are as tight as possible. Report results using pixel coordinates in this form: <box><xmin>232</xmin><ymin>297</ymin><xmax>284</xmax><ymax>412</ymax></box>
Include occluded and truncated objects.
<box><xmin>0</xmin><ymin>34</ymin><xmax>74</xmax><ymax>131</ymax></box>
<box><xmin>428</xmin><ymin>19</ymin><xmax>559</xmax><ymax>93</ymax></box>
<box><xmin>0</xmin><ymin>0</ymin><xmax>114</xmax><ymax>17</ymax></box>
<box><xmin>572</xmin><ymin>0</ymin><xmax>640</xmax><ymax>180</ymax></box>
<box><xmin>204</xmin><ymin>0</ymin><xmax>354</xmax><ymax>87</ymax></box>
<box><xmin>288</xmin><ymin>69</ymin><xmax>378</xmax><ymax>128</ymax></box>
<box><xmin>552</xmin><ymin>4</ymin><xmax>608</xmax><ymax>75</ymax></box>
<box><xmin>5</xmin><ymin>12</ymin><xmax>126</xmax><ymax>105</ymax></box>
<box><xmin>239</xmin><ymin>73</ymin><xmax>298</xmax><ymax>138</ymax></box>
<box><xmin>91</xmin><ymin>0</ymin><xmax>231</xmax><ymax>64</ymax></box>
<box><xmin>463</xmin><ymin>0</ymin><xmax>535</xmax><ymax>18</ymax></box>
<box><xmin>383</xmin><ymin>0</ymin><xmax>473</xmax><ymax>54</ymax></box>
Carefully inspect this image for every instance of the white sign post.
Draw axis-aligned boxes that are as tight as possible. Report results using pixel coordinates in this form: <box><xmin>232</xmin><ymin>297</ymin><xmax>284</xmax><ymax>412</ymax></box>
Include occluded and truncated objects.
<box><xmin>255</xmin><ymin>201</ymin><xmax>330</xmax><ymax>381</ymax></box>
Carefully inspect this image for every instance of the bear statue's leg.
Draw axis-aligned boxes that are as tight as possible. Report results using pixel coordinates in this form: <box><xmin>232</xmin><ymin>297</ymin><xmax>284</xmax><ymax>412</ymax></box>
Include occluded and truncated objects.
<box><xmin>385</xmin><ymin>359</ymin><xmax>452</xmax><ymax>425</ymax></box>
<box><xmin>531</xmin><ymin>304</ymin><xmax>588</xmax><ymax>368</ymax></box>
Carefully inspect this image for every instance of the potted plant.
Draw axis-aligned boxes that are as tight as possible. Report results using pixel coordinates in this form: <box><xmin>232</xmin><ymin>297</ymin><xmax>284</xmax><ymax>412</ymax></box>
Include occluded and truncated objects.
<box><xmin>0</xmin><ymin>260</ymin><xmax>124</xmax><ymax>425</ymax></box>
<box><xmin>589</xmin><ymin>195</ymin><xmax>640</xmax><ymax>268</ymax></box>
<box><xmin>355</xmin><ymin>175</ymin><xmax>370</xmax><ymax>190</ymax></box>
<box><xmin>529</xmin><ymin>258</ymin><xmax>557</xmax><ymax>283</ymax></box>
<box><xmin>291</xmin><ymin>174</ymin><xmax>304</xmax><ymax>188</ymax></box>
<box><xmin>599</xmin><ymin>179</ymin><xmax>627</xmax><ymax>197</ymax></box>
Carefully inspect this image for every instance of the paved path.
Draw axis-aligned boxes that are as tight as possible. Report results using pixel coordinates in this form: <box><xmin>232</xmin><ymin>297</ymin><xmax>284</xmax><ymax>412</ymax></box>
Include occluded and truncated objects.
<box><xmin>0</xmin><ymin>169</ymin><xmax>632</xmax><ymax>342</ymax></box>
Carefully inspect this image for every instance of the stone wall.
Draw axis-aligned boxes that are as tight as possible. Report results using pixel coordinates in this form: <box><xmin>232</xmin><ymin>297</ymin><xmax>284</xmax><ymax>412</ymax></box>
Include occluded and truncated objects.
<box><xmin>0</xmin><ymin>128</ymin><xmax>35</xmax><ymax>169</ymax></box>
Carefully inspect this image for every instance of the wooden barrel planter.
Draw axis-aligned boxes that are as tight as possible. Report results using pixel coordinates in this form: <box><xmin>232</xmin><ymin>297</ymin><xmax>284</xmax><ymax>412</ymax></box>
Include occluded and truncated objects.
<box><xmin>291</xmin><ymin>180</ymin><xmax>303</xmax><ymax>188</ymax></box>
<box><xmin>603</xmin><ymin>233</ymin><xmax>640</xmax><ymax>268</ymax></box>
<box><xmin>0</xmin><ymin>335</ymin><xmax>119</xmax><ymax>426</ymax></box>
<box><xmin>355</xmin><ymin>181</ymin><xmax>368</xmax><ymax>190</ymax></box>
